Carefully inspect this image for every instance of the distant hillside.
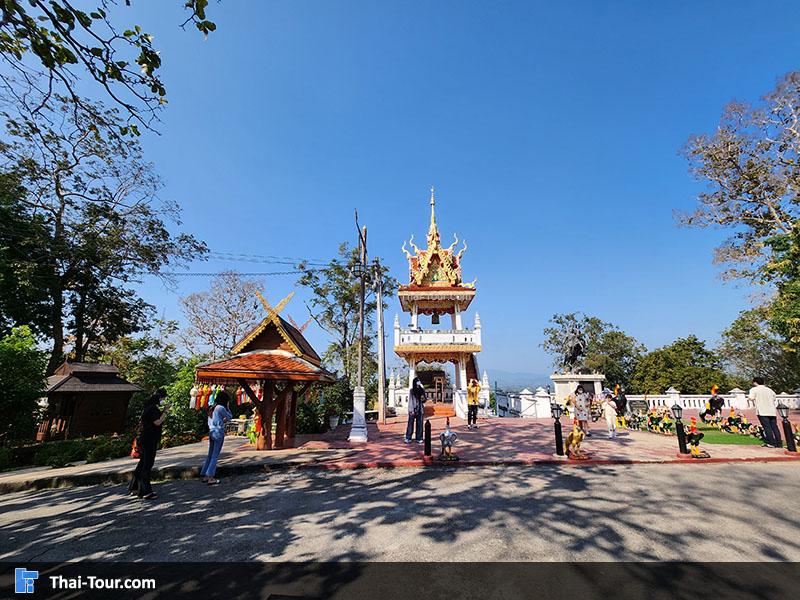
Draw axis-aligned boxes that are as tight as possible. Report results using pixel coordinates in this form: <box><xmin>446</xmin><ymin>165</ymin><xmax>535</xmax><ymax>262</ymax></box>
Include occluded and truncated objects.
<box><xmin>484</xmin><ymin>369</ymin><xmax>552</xmax><ymax>392</ymax></box>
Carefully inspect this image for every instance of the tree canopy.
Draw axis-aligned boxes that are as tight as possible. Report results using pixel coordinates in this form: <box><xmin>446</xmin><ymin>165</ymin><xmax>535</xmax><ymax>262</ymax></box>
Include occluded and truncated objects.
<box><xmin>541</xmin><ymin>312</ymin><xmax>644</xmax><ymax>389</ymax></box>
<box><xmin>0</xmin><ymin>0</ymin><xmax>216</xmax><ymax>133</ymax></box>
<box><xmin>680</xmin><ymin>71</ymin><xmax>800</xmax><ymax>283</ymax></box>
<box><xmin>718</xmin><ymin>306</ymin><xmax>800</xmax><ymax>393</ymax></box>
<box><xmin>297</xmin><ymin>243</ymin><xmax>396</xmax><ymax>387</ymax></box>
<box><xmin>0</xmin><ymin>92</ymin><xmax>205</xmax><ymax>372</ymax></box>
<box><xmin>680</xmin><ymin>72</ymin><xmax>800</xmax><ymax>353</ymax></box>
<box><xmin>180</xmin><ymin>271</ymin><xmax>265</xmax><ymax>358</ymax></box>
<box><xmin>0</xmin><ymin>326</ymin><xmax>46</xmax><ymax>445</ymax></box>
<box><xmin>630</xmin><ymin>335</ymin><xmax>735</xmax><ymax>395</ymax></box>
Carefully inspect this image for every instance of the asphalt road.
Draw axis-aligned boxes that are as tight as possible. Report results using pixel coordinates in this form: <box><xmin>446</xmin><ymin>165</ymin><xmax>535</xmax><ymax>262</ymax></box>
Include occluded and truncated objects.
<box><xmin>1</xmin><ymin>462</ymin><xmax>799</xmax><ymax>562</ymax></box>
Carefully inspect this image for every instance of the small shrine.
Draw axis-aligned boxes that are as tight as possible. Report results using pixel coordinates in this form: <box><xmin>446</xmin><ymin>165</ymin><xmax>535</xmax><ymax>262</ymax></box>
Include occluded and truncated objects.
<box><xmin>389</xmin><ymin>189</ymin><xmax>489</xmax><ymax>418</ymax></box>
<box><xmin>39</xmin><ymin>362</ymin><xmax>141</xmax><ymax>441</ymax></box>
<box><xmin>193</xmin><ymin>291</ymin><xmax>334</xmax><ymax>450</ymax></box>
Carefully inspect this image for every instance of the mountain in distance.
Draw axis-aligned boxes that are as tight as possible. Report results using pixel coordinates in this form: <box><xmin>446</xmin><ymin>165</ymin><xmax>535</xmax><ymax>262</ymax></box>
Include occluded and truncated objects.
<box><xmin>483</xmin><ymin>369</ymin><xmax>552</xmax><ymax>392</ymax></box>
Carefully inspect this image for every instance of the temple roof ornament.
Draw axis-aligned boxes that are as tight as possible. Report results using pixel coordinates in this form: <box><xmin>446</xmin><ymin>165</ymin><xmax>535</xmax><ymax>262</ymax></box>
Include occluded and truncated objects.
<box><xmin>402</xmin><ymin>188</ymin><xmax>471</xmax><ymax>288</ymax></box>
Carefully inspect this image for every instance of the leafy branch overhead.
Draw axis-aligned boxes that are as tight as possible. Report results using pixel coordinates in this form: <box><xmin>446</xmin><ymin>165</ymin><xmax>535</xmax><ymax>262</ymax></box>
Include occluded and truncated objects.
<box><xmin>0</xmin><ymin>0</ymin><xmax>217</xmax><ymax>132</ymax></box>
<box><xmin>679</xmin><ymin>72</ymin><xmax>800</xmax><ymax>282</ymax></box>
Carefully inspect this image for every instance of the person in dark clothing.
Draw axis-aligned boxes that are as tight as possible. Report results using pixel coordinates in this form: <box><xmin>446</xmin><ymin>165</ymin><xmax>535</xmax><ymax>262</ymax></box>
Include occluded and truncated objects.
<box><xmin>405</xmin><ymin>377</ymin><xmax>426</xmax><ymax>443</ymax></box>
<box><xmin>613</xmin><ymin>386</ymin><xmax>628</xmax><ymax>418</ymax></box>
<box><xmin>128</xmin><ymin>388</ymin><xmax>167</xmax><ymax>500</ymax></box>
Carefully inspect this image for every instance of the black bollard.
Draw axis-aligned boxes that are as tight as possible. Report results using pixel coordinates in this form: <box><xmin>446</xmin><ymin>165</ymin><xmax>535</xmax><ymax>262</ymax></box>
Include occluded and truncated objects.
<box><xmin>554</xmin><ymin>418</ymin><xmax>564</xmax><ymax>456</ymax></box>
<box><xmin>424</xmin><ymin>420</ymin><xmax>432</xmax><ymax>456</ymax></box>
<box><xmin>675</xmin><ymin>419</ymin><xmax>689</xmax><ymax>455</ymax></box>
<box><xmin>782</xmin><ymin>418</ymin><xmax>797</xmax><ymax>453</ymax></box>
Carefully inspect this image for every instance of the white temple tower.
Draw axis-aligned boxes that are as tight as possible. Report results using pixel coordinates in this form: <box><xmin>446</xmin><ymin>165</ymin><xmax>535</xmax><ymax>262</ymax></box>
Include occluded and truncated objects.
<box><xmin>389</xmin><ymin>189</ymin><xmax>490</xmax><ymax>419</ymax></box>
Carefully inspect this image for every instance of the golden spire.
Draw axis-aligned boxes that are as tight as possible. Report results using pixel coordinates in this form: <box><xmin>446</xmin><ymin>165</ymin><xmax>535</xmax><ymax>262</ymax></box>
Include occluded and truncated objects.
<box><xmin>427</xmin><ymin>186</ymin><xmax>440</xmax><ymax>248</ymax></box>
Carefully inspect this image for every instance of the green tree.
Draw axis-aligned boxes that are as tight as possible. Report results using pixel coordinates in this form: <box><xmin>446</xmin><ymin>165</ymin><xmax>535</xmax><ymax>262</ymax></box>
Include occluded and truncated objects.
<box><xmin>542</xmin><ymin>312</ymin><xmax>644</xmax><ymax>388</ymax></box>
<box><xmin>679</xmin><ymin>72</ymin><xmax>800</xmax><ymax>283</ymax></box>
<box><xmin>718</xmin><ymin>307</ymin><xmax>800</xmax><ymax>393</ymax></box>
<box><xmin>162</xmin><ymin>358</ymin><xmax>206</xmax><ymax>439</ymax></box>
<box><xmin>630</xmin><ymin>335</ymin><xmax>734</xmax><ymax>395</ymax></box>
<box><xmin>584</xmin><ymin>329</ymin><xmax>645</xmax><ymax>390</ymax></box>
<box><xmin>763</xmin><ymin>225</ymin><xmax>800</xmax><ymax>349</ymax></box>
<box><xmin>680</xmin><ymin>73</ymin><xmax>800</xmax><ymax>352</ymax></box>
<box><xmin>0</xmin><ymin>171</ymin><xmax>51</xmax><ymax>337</ymax></box>
<box><xmin>297</xmin><ymin>242</ymin><xmax>396</xmax><ymax>387</ymax></box>
<box><xmin>0</xmin><ymin>93</ymin><xmax>205</xmax><ymax>373</ymax></box>
<box><xmin>0</xmin><ymin>326</ymin><xmax>46</xmax><ymax>445</ymax></box>
<box><xmin>91</xmin><ymin>319</ymin><xmax>188</xmax><ymax>430</ymax></box>
<box><xmin>0</xmin><ymin>1</ymin><xmax>215</xmax><ymax>132</ymax></box>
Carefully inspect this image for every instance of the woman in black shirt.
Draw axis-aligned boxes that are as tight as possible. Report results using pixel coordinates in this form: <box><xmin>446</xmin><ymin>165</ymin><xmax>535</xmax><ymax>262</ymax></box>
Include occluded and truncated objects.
<box><xmin>128</xmin><ymin>389</ymin><xmax>167</xmax><ymax>500</ymax></box>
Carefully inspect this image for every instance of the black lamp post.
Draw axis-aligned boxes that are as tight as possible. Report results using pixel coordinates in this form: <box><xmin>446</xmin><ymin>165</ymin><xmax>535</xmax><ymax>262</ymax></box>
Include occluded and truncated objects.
<box><xmin>551</xmin><ymin>403</ymin><xmax>564</xmax><ymax>456</ymax></box>
<box><xmin>671</xmin><ymin>403</ymin><xmax>689</xmax><ymax>455</ymax></box>
<box><xmin>777</xmin><ymin>403</ymin><xmax>797</xmax><ymax>453</ymax></box>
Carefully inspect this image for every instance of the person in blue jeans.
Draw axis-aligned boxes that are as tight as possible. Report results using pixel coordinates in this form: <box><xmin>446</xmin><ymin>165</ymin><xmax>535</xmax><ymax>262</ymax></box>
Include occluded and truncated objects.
<box><xmin>201</xmin><ymin>390</ymin><xmax>233</xmax><ymax>485</ymax></box>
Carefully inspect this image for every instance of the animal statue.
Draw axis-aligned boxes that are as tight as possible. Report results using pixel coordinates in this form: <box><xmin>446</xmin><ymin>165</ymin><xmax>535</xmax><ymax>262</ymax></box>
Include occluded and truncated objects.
<box><xmin>721</xmin><ymin>407</ymin><xmax>737</xmax><ymax>433</ymax></box>
<box><xmin>565</xmin><ymin>419</ymin><xmax>588</xmax><ymax>460</ymax></box>
<box><xmin>626</xmin><ymin>413</ymin><xmax>642</xmax><ymax>430</ymax></box>
<box><xmin>647</xmin><ymin>408</ymin><xmax>661</xmax><ymax>432</ymax></box>
<box><xmin>438</xmin><ymin>417</ymin><xmax>459</xmax><ymax>461</ymax></box>
<box><xmin>659</xmin><ymin>411</ymin><xmax>674</xmax><ymax>435</ymax></box>
<box><xmin>562</xmin><ymin>325</ymin><xmax>586</xmax><ymax>373</ymax></box>
<box><xmin>686</xmin><ymin>417</ymin><xmax>710</xmax><ymax>459</ymax></box>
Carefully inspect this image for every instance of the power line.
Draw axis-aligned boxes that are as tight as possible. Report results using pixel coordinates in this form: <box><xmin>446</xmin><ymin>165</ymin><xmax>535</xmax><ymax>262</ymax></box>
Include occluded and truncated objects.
<box><xmin>157</xmin><ymin>270</ymin><xmax>310</xmax><ymax>277</ymax></box>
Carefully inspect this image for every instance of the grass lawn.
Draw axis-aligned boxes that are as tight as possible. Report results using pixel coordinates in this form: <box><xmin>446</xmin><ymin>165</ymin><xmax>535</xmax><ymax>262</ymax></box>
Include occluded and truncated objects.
<box><xmin>696</xmin><ymin>426</ymin><xmax>764</xmax><ymax>446</ymax></box>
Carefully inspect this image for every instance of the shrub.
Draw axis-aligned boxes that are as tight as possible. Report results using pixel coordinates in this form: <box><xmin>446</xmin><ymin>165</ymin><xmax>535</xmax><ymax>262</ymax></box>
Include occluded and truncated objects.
<box><xmin>296</xmin><ymin>396</ymin><xmax>327</xmax><ymax>434</ymax></box>
<box><xmin>0</xmin><ymin>447</ymin><xmax>12</xmax><ymax>471</ymax></box>
<box><xmin>162</xmin><ymin>359</ymin><xmax>207</xmax><ymax>438</ymax></box>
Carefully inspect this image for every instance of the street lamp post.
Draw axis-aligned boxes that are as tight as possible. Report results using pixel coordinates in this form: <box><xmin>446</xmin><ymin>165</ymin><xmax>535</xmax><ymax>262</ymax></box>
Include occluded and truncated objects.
<box><xmin>551</xmin><ymin>403</ymin><xmax>564</xmax><ymax>456</ymax></box>
<box><xmin>374</xmin><ymin>258</ymin><xmax>387</xmax><ymax>425</ymax></box>
<box><xmin>777</xmin><ymin>403</ymin><xmax>797</xmax><ymax>453</ymax></box>
<box><xmin>671</xmin><ymin>403</ymin><xmax>689</xmax><ymax>455</ymax></box>
<box><xmin>348</xmin><ymin>217</ymin><xmax>368</xmax><ymax>443</ymax></box>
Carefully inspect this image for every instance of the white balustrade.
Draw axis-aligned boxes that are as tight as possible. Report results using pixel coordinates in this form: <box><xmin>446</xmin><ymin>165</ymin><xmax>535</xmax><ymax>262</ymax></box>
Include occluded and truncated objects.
<box><xmin>395</xmin><ymin>328</ymin><xmax>480</xmax><ymax>347</ymax></box>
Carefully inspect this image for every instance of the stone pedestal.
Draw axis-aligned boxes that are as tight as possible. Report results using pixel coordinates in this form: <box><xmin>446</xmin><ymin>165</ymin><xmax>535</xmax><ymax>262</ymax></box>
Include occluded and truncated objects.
<box><xmin>550</xmin><ymin>372</ymin><xmax>605</xmax><ymax>405</ymax></box>
<box><xmin>348</xmin><ymin>386</ymin><xmax>368</xmax><ymax>443</ymax></box>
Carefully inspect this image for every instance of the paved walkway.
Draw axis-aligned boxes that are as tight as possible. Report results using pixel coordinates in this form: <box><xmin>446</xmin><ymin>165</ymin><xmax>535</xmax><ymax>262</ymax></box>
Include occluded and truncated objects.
<box><xmin>1</xmin><ymin>412</ymin><xmax>797</xmax><ymax>493</ymax></box>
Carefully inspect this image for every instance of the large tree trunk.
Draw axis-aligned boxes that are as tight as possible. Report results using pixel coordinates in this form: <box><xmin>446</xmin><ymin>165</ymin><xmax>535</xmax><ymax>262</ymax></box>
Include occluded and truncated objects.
<box><xmin>47</xmin><ymin>282</ymin><xmax>64</xmax><ymax>375</ymax></box>
<box><xmin>73</xmin><ymin>289</ymin><xmax>86</xmax><ymax>363</ymax></box>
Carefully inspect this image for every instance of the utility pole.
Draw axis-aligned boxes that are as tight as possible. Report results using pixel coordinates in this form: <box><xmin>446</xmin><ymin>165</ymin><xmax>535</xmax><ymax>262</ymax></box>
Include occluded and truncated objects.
<box><xmin>375</xmin><ymin>258</ymin><xmax>387</xmax><ymax>425</ymax></box>
<box><xmin>349</xmin><ymin>212</ymin><xmax>369</xmax><ymax>442</ymax></box>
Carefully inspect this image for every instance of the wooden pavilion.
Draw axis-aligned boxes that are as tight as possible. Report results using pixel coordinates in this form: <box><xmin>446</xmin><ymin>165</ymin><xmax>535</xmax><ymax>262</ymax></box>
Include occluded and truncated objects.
<box><xmin>195</xmin><ymin>291</ymin><xmax>334</xmax><ymax>450</ymax></box>
<box><xmin>39</xmin><ymin>362</ymin><xmax>141</xmax><ymax>441</ymax></box>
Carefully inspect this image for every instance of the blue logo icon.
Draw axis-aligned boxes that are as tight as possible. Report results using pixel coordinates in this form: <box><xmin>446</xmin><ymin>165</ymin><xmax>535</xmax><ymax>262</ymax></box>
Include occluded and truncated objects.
<box><xmin>15</xmin><ymin>568</ymin><xmax>38</xmax><ymax>594</ymax></box>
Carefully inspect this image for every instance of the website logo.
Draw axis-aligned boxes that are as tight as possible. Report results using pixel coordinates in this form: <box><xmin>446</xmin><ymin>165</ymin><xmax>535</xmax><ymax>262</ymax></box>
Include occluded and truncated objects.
<box><xmin>15</xmin><ymin>568</ymin><xmax>38</xmax><ymax>594</ymax></box>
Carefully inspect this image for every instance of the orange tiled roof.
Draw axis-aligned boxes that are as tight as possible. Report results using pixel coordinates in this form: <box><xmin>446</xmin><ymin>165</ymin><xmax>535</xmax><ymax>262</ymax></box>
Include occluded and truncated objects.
<box><xmin>196</xmin><ymin>351</ymin><xmax>333</xmax><ymax>382</ymax></box>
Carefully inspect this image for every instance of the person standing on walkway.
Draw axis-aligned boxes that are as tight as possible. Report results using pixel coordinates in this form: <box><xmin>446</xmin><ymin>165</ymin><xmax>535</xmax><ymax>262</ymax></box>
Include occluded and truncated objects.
<box><xmin>201</xmin><ymin>390</ymin><xmax>233</xmax><ymax>485</ymax></box>
<box><xmin>613</xmin><ymin>385</ymin><xmax>628</xmax><ymax>427</ymax></box>
<box><xmin>603</xmin><ymin>393</ymin><xmax>618</xmax><ymax>439</ymax></box>
<box><xmin>128</xmin><ymin>388</ymin><xmax>168</xmax><ymax>500</ymax></box>
<box><xmin>574</xmin><ymin>385</ymin><xmax>591</xmax><ymax>436</ymax></box>
<box><xmin>467</xmin><ymin>378</ymin><xmax>481</xmax><ymax>430</ymax></box>
<box><xmin>405</xmin><ymin>377</ymin><xmax>426</xmax><ymax>443</ymax></box>
<box><xmin>749</xmin><ymin>376</ymin><xmax>782</xmax><ymax>448</ymax></box>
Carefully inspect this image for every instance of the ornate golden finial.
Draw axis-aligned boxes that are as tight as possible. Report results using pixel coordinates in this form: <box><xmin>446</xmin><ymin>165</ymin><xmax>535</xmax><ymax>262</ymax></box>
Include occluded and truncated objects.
<box><xmin>427</xmin><ymin>186</ymin><xmax>440</xmax><ymax>248</ymax></box>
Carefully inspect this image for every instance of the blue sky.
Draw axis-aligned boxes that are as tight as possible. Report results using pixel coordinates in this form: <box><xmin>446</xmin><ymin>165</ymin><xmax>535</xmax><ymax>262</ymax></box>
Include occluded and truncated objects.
<box><xmin>124</xmin><ymin>1</ymin><xmax>800</xmax><ymax>375</ymax></box>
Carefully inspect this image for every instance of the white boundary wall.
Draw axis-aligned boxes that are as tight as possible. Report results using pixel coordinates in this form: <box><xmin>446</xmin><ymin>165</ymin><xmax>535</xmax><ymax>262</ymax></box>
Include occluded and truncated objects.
<box><xmin>495</xmin><ymin>386</ymin><xmax>800</xmax><ymax>418</ymax></box>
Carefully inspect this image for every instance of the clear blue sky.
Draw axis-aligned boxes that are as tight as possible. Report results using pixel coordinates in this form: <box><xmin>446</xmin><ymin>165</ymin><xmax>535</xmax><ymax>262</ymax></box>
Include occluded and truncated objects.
<box><xmin>125</xmin><ymin>1</ymin><xmax>800</xmax><ymax>375</ymax></box>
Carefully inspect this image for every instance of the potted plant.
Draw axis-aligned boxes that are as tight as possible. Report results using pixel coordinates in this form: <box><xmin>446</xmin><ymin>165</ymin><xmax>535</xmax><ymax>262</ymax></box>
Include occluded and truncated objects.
<box><xmin>323</xmin><ymin>378</ymin><xmax>354</xmax><ymax>430</ymax></box>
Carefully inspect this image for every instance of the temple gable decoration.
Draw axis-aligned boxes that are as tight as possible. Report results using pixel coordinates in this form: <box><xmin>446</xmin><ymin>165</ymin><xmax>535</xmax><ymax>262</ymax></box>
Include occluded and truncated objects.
<box><xmin>402</xmin><ymin>188</ymin><xmax>473</xmax><ymax>288</ymax></box>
